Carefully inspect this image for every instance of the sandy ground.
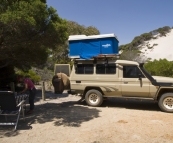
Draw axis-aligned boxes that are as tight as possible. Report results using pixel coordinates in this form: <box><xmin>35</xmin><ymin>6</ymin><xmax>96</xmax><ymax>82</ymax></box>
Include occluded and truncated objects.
<box><xmin>1</xmin><ymin>87</ymin><xmax>173</xmax><ymax>143</ymax></box>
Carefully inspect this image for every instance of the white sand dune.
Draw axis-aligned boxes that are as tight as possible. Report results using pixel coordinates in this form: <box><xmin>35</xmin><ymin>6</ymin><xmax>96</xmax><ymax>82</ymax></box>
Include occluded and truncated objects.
<box><xmin>140</xmin><ymin>29</ymin><xmax>173</xmax><ymax>61</ymax></box>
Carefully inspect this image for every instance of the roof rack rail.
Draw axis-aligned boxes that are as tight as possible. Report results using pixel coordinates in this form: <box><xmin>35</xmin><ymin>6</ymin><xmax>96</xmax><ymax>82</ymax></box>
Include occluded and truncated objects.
<box><xmin>69</xmin><ymin>54</ymin><xmax>120</xmax><ymax>60</ymax></box>
<box><xmin>93</xmin><ymin>54</ymin><xmax>120</xmax><ymax>59</ymax></box>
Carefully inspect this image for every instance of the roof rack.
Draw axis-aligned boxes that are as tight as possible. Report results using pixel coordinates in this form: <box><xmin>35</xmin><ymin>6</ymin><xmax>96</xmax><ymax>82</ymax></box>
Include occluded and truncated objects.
<box><xmin>93</xmin><ymin>54</ymin><xmax>120</xmax><ymax>59</ymax></box>
<box><xmin>69</xmin><ymin>54</ymin><xmax>120</xmax><ymax>60</ymax></box>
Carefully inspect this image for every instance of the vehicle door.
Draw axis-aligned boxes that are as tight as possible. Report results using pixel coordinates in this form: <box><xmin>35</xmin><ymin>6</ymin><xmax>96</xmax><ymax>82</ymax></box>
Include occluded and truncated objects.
<box><xmin>121</xmin><ymin>65</ymin><xmax>150</xmax><ymax>97</ymax></box>
<box><xmin>95</xmin><ymin>63</ymin><xmax>121</xmax><ymax>97</ymax></box>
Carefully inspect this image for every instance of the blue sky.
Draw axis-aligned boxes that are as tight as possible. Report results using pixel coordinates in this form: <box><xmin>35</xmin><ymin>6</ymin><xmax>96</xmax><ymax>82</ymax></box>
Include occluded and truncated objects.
<box><xmin>47</xmin><ymin>0</ymin><xmax>173</xmax><ymax>45</ymax></box>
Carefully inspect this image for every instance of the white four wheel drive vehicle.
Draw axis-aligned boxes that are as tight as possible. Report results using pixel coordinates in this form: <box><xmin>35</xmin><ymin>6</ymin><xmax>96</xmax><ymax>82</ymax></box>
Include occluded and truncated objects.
<box><xmin>68</xmin><ymin>58</ymin><xmax>173</xmax><ymax>113</ymax></box>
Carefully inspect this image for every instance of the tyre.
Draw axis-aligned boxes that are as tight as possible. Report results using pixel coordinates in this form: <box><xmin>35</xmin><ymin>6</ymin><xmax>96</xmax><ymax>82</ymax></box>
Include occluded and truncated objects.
<box><xmin>158</xmin><ymin>93</ymin><xmax>173</xmax><ymax>113</ymax></box>
<box><xmin>85</xmin><ymin>89</ymin><xmax>103</xmax><ymax>107</ymax></box>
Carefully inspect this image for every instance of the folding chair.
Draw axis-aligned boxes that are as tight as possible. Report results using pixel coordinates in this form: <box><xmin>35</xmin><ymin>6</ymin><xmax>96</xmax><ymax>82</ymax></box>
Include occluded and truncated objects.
<box><xmin>0</xmin><ymin>91</ymin><xmax>27</xmax><ymax>130</ymax></box>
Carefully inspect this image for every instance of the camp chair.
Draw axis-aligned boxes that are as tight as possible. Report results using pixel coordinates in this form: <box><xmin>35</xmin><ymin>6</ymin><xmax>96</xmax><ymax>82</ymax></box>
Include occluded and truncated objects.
<box><xmin>0</xmin><ymin>91</ymin><xmax>28</xmax><ymax>130</ymax></box>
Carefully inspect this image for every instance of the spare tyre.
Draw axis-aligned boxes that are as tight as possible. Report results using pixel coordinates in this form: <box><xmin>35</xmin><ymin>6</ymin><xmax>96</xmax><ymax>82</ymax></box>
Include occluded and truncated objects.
<box><xmin>52</xmin><ymin>75</ymin><xmax>64</xmax><ymax>94</ymax></box>
<box><xmin>56</xmin><ymin>73</ymin><xmax>70</xmax><ymax>89</ymax></box>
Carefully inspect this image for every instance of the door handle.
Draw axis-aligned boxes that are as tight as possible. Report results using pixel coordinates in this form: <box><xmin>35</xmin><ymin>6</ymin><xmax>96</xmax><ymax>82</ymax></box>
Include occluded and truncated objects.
<box><xmin>76</xmin><ymin>81</ymin><xmax>81</xmax><ymax>83</ymax></box>
<box><xmin>124</xmin><ymin>82</ymin><xmax>128</xmax><ymax>84</ymax></box>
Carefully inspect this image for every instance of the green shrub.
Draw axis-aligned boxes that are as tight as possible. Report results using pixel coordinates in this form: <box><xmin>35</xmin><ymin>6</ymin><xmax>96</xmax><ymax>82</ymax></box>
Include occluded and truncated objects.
<box><xmin>156</xmin><ymin>26</ymin><xmax>171</xmax><ymax>36</ymax></box>
<box><xmin>16</xmin><ymin>70</ymin><xmax>41</xmax><ymax>84</ymax></box>
<box><xmin>144</xmin><ymin>59</ymin><xmax>173</xmax><ymax>77</ymax></box>
<box><xmin>147</xmin><ymin>43</ymin><xmax>158</xmax><ymax>49</ymax></box>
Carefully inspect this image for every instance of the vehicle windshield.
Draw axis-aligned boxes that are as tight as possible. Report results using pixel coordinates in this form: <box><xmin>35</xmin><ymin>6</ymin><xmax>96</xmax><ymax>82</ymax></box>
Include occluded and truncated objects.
<box><xmin>139</xmin><ymin>64</ymin><xmax>156</xmax><ymax>83</ymax></box>
<box><xmin>140</xmin><ymin>63</ymin><xmax>172</xmax><ymax>86</ymax></box>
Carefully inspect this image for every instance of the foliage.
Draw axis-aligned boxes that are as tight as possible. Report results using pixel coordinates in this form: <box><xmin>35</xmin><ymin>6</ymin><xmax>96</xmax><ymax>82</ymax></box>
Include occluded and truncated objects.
<box><xmin>0</xmin><ymin>0</ymin><xmax>68</xmax><ymax>70</ymax></box>
<box><xmin>0</xmin><ymin>0</ymin><xmax>100</xmax><ymax>87</ymax></box>
<box><xmin>67</xmin><ymin>21</ymin><xmax>100</xmax><ymax>36</ymax></box>
<box><xmin>120</xmin><ymin>50</ymin><xmax>146</xmax><ymax>63</ymax></box>
<box><xmin>146</xmin><ymin>43</ymin><xmax>158</xmax><ymax>49</ymax></box>
<box><xmin>16</xmin><ymin>69</ymin><xmax>41</xmax><ymax>83</ymax></box>
<box><xmin>144</xmin><ymin>59</ymin><xmax>173</xmax><ymax>77</ymax></box>
<box><xmin>156</xmin><ymin>26</ymin><xmax>171</xmax><ymax>36</ymax></box>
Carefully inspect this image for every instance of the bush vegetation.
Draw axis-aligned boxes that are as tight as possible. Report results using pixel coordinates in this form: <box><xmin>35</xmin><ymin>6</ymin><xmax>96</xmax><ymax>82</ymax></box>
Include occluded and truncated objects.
<box><xmin>16</xmin><ymin>70</ymin><xmax>41</xmax><ymax>84</ymax></box>
<box><xmin>144</xmin><ymin>59</ymin><xmax>173</xmax><ymax>77</ymax></box>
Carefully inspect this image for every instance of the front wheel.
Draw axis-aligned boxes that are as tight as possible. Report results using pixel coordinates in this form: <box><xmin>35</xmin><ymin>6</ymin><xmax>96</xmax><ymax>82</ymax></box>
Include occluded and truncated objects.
<box><xmin>158</xmin><ymin>93</ymin><xmax>173</xmax><ymax>113</ymax></box>
<box><xmin>85</xmin><ymin>89</ymin><xmax>103</xmax><ymax>107</ymax></box>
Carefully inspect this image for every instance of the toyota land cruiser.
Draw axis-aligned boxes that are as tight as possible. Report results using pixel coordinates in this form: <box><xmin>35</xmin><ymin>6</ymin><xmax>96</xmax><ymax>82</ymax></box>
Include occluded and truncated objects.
<box><xmin>69</xmin><ymin>58</ymin><xmax>173</xmax><ymax>113</ymax></box>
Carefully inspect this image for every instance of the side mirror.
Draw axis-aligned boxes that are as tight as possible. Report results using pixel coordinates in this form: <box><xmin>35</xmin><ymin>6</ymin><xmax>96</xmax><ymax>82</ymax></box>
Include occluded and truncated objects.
<box><xmin>138</xmin><ymin>74</ymin><xmax>142</xmax><ymax>80</ymax></box>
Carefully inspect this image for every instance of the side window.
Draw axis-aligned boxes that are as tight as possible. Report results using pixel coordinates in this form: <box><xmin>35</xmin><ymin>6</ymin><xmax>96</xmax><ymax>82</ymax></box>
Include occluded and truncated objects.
<box><xmin>75</xmin><ymin>64</ymin><xmax>93</xmax><ymax>74</ymax></box>
<box><xmin>106</xmin><ymin>64</ymin><xmax>116</xmax><ymax>74</ymax></box>
<box><xmin>76</xmin><ymin>64</ymin><xmax>84</xmax><ymax>74</ymax></box>
<box><xmin>96</xmin><ymin>64</ymin><xmax>116</xmax><ymax>74</ymax></box>
<box><xmin>96</xmin><ymin>64</ymin><xmax>105</xmax><ymax>74</ymax></box>
<box><xmin>123</xmin><ymin>66</ymin><xmax>145</xmax><ymax>78</ymax></box>
<box><xmin>85</xmin><ymin>64</ymin><xmax>94</xmax><ymax>74</ymax></box>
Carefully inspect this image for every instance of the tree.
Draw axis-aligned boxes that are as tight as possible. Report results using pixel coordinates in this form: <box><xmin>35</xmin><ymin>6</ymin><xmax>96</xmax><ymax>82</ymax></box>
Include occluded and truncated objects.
<box><xmin>0</xmin><ymin>0</ymin><xmax>68</xmax><ymax>70</ymax></box>
<box><xmin>67</xmin><ymin>21</ymin><xmax>100</xmax><ymax>36</ymax></box>
<box><xmin>120</xmin><ymin>50</ymin><xmax>147</xmax><ymax>63</ymax></box>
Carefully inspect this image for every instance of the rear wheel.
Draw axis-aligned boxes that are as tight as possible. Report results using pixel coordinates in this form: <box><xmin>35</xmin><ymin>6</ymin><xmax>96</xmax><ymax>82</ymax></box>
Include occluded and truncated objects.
<box><xmin>158</xmin><ymin>93</ymin><xmax>173</xmax><ymax>113</ymax></box>
<box><xmin>85</xmin><ymin>89</ymin><xmax>103</xmax><ymax>107</ymax></box>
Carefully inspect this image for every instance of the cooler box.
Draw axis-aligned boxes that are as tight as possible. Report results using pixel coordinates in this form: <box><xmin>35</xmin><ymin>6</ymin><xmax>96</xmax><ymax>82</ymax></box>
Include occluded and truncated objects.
<box><xmin>68</xmin><ymin>34</ymin><xmax>119</xmax><ymax>59</ymax></box>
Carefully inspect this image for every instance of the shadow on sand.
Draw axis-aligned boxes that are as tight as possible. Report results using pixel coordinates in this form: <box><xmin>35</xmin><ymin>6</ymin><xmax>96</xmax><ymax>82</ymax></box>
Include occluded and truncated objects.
<box><xmin>102</xmin><ymin>97</ymin><xmax>160</xmax><ymax>111</ymax></box>
<box><xmin>0</xmin><ymin>89</ymin><xmax>161</xmax><ymax>137</ymax></box>
<box><xmin>79</xmin><ymin>97</ymin><xmax>160</xmax><ymax>112</ymax></box>
<box><xmin>0</xmin><ymin>89</ymin><xmax>101</xmax><ymax>137</ymax></box>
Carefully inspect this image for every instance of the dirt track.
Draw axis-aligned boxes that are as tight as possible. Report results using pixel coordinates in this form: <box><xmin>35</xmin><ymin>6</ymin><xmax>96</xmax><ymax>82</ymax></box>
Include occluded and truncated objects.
<box><xmin>1</xmin><ymin>89</ymin><xmax>173</xmax><ymax>143</ymax></box>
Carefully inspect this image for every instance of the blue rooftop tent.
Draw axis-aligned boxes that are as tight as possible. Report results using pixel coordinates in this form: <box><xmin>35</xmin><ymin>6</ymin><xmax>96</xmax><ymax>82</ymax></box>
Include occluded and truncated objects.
<box><xmin>68</xmin><ymin>34</ymin><xmax>119</xmax><ymax>59</ymax></box>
